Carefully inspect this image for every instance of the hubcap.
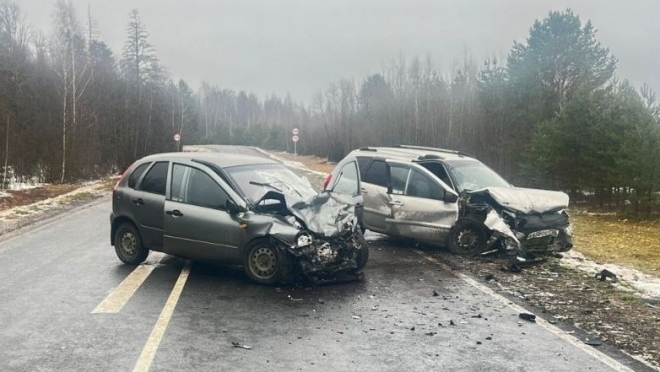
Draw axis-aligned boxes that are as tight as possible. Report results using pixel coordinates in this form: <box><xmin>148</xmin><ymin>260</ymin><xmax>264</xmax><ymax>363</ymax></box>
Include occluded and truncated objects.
<box><xmin>120</xmin><ymin>231</ymin><xmax>137</xmax><ymax>257</ymax></box>
<box><xmin>456</xmin><ymin>228</ymin><xmax>480</xmax><ymax>251</ymax></box>
<box><xmin>250</xmin><ymin>247</ymin><xmax>277</xmax><ymax>279</ymax></box>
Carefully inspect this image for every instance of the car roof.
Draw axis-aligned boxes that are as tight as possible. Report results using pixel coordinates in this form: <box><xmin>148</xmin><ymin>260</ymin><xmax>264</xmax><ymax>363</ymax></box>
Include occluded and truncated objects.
<box><xmin>351</xmin><ymin>145</ymin><xmax>475</xmax><ymax>162</ymax></box>
<box><xmin>139</xmin><ymin>152</ymin><xmax>279</xmax><ymax>168</ymax></box>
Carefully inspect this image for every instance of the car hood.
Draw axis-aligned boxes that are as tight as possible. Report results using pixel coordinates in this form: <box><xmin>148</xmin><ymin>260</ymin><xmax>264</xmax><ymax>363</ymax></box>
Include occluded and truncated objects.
<box><xmin>255</xmin><ymin>190</ymin><xmax>359</xmax><ymax>238</ymax></box>
<box><xmin>467</xmin><ymin>186</ymin><xmax>569</xmax><ymax>214</ymax></box>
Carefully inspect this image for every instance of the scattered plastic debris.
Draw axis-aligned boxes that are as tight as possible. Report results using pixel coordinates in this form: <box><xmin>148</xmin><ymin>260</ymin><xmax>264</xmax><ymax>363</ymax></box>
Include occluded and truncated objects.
<box><xmin>519</xmin><ymin>313</ymin><xmax>536</xmax><ymax>322</ymax></box>
<box><xmin>432</xmin><ymin>290</ymin><xmax>439</xmax><ymax>297</ymax></box>
<box><xmin>231</xmin><ymin>342</ymin><xmax>252</xmax><ymax>350</ymax></box>
<box><xmin>595</xmin><ymin>269</ymin><xmax>618</xmax><ymax>283</ymax></box>
<box><xmin>584</xmin><ymin>339</ymin><xmax>602</xmax><ymax>347</ymax></box>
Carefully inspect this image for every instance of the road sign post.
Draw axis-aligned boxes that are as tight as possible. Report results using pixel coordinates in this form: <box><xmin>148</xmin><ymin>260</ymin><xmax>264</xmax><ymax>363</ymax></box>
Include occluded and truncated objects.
<box><xmin>292</xmin><ymin>128</ymin><xmax>299</xmax><ymax>156</ymax></box>
<box><xmin>174</xmin><ymin>133</ymin><xmax>181</xmax><ymax>152</ymax></box>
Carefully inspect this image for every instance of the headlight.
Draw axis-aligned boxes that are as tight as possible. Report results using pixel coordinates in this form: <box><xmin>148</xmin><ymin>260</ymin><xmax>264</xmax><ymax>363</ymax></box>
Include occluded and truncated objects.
<box><xmin>564</xmin><ymin>224</ymin><xmax>574</xmax><ymax>237</ymax></box>
<box><xmin>297</xmin><ymin>233</ymin><xmax>313</xmax><ymax>247</ymax></box>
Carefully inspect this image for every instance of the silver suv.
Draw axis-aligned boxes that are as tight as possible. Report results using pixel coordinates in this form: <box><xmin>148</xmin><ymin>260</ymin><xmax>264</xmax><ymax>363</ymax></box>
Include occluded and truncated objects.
<box><xmin>324</xmin><ymin>145</ymin><xmax>573</xmax><ymax>257</ymax></box>
<box><xmin>110</xmin><ymin>152</ymin><xmax>367</xmax><ymax>284</ymax></box>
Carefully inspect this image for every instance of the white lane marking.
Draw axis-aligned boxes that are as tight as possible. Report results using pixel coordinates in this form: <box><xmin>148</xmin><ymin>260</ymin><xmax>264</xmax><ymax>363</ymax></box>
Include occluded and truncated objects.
<box><xmin>132</xmin><ymin>262</ymin><xmax>191</xmax><ymax>372</ymax></box>
<box><xmin>414</xmin><ymin>250</ymin><xmax>638</xmax><ymax>372</ymax></box>
<box><xmin>92</xmin><ymin>265</ymin><xmax>157</xmax><ymax>314</ymax></box>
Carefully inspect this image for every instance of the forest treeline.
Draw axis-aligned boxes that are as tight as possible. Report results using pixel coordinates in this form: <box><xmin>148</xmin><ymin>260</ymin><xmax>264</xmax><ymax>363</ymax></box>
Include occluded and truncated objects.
<box><xmin>1</xmin><ymin>2</ymin><xmax>658</xmax><ymax>216</ymax></box>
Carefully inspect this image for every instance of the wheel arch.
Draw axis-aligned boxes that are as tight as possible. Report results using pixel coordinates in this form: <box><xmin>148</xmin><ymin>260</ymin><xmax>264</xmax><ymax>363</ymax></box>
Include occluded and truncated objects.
<box><xmin>111</xmin><ymin>216</ymin><xmax>139</xmax><ymax>246</ymax></box>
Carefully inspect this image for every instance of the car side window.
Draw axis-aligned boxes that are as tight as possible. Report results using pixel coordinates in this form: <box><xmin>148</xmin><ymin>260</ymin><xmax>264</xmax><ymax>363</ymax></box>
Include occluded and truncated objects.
<box><xmin>128</xmin><ymin>163</ymin><xmax>150</xmax><ymax>189</ymax></box>
<box><xmin>420</xmin><ymin>162</ymin><xmax>453</xmax><ymax>190</ymax></box>
<box><xmin>389</xmin><ymin>165</ymin><xmax>410</xmax><ymax>195</ymax></box>
<box><xmin>186</xmin><ymin>168</ymin><xmax>229</xmax><ymax>210</ymax></box>
<box><xmin>406</xmin><ymin>170</ymin><xmax>445</xmax><ymax>201</ymax></box>
<box><xmin>330</xmin><ymin>161</ymin><xmax>359</xmax><ymax>196</ymax></box>
<box><xmin>356</xmin><ymin>157</ymin><xmax>370</xmax><ymax>179</ymax></box>
<box><xmin>363</xmin><ymin>160</ymin><xmax>387</xmax><ymax>187</ymax></box>
<box><xmin>139</xmin><ymin>161</ymin><xmax>168</xmax><ymax>195</ymax></box>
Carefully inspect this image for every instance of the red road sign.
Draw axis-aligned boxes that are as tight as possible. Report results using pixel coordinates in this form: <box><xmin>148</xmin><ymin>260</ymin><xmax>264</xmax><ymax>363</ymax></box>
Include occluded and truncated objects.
<box><xmin>292</xmin><ymin>135</ymin><xmax>299</xmax><ymax>142</ymax></box>
<box><xmin>292</xmin><ymin>128</ymin><xmax>299</xmax><ymax>135</ymax></box>
<box><xmin>174</xmin><ymin>133</ymin><xmax>181</xmax><ymax>141</ymax></box>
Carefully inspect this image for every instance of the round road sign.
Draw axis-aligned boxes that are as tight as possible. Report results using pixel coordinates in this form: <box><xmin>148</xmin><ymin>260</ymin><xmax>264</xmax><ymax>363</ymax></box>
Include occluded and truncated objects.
<box><xmin>173</xmin><ymin>133</ymin><xmax>181</xmax><ymax>142</ymax></box>
<box><xmin>292</xmin><ymin>135</ymin><xmax>299</xmax><ymax>142</ymax></box>
<box><xmin>292</xmin><ymin>128</ymin><xmax>299</xmax><ymax>135</ymax></box>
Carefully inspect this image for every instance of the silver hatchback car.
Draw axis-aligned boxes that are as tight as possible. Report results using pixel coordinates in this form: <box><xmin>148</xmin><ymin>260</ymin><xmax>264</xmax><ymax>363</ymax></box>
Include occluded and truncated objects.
<box><xmin>110</xmin><ymin>152</ymin><xmax>368</xmax><ymax>284</ymax></box>
<box><xmin>324</xmin><ymin>145</ymin><xmax>572</xmax><ymax>258</ymax></box>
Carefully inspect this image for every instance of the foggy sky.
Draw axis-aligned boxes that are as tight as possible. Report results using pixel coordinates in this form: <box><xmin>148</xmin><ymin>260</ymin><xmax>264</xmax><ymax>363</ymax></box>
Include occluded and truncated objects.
<box><xmin>19</xmin><ymin>0</ymin><xmax>660</xmax><ymax>102</ymax></box>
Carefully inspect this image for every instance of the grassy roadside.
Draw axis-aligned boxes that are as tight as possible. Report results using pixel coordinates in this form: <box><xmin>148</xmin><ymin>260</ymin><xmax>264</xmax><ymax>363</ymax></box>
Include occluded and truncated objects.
<box><xmin>0</xmin><ymin>177</ymin><xmax>118</xmax><ymax>214</ymax></box>
<box><xmin>572</xmin><ymin>214</ymin><xmax>660</xmax><ymax>275</ymax></box>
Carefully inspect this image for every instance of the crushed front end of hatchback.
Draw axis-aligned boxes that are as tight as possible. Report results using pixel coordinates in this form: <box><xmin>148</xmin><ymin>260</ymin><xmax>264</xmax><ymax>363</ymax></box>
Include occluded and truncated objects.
<box><xmin>247</xmin><ymin>190</ymin><xmax>368</xmax><ymax>281</ymax></box>
<box><xmin>459</xmin><ymin>186</ymin><xmax>573</xmax><ymax>257</ymax></box>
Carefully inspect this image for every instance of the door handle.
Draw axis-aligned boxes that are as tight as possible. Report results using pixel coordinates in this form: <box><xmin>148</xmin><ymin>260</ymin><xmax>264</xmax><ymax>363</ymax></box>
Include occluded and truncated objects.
<box><xmin>360</xmin><ymin>187</ymin><xmax>368</xmax><ymax>194</ymax></box>
<box><xmin>132</xmin><ymin>198</ymin><xmax>144</xmax><ymax>206</ymax></box>
<box><xmin>389</xmin><ymin>200</ymin><xmax>404</xmax><ymax>207</ymax></box>
<box><xmin>166</xmin><ymin>209</ymin><xmax>184</xmax><ymax>217</ymax></box>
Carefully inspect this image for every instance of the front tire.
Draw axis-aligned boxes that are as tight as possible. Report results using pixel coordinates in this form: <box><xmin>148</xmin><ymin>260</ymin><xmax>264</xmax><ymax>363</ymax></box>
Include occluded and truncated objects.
<box><xmin>114</xmin><ymin>222</ymin><xmax>149</xmax><ymax>265</ymax></box>
<box><xmin>446</xmin><ymin>219</ymin><xmax>488</xmax><ymax>256</ymax></box>
<box><xmin>244</xmin><ymin>240</ymin><xmax>282</xmax><ymax>285</ymax></box>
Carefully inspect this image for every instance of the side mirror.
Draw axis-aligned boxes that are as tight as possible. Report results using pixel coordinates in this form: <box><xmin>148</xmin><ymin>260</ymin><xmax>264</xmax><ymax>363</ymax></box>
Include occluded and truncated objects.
<box><xmin>443</xmin><ymin>192</ymin><xmax>458</xmax><ymax>203</ymax></box>
<box><xmin>226</xmin><ymin>199</ymin><xmax>243</xmax><ymax>214</ymax></box>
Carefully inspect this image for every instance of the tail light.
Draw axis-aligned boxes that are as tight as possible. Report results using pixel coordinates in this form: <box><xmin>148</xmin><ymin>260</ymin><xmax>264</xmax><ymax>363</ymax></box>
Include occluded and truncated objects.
<box><xmin>322</xmin><ymin>174</ymin><xmax>332</xmax><ymax>191</ymax></box>
<box><xmin>113</xmin><ymin>166</ymin><xmax>133</xmax><ymax>198</ymax></box>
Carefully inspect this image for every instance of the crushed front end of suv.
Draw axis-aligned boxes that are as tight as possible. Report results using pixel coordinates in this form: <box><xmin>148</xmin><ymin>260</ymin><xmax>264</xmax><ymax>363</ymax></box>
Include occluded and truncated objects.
<box><xmin>110</xmin><ymin>152</ymin><xmax>368</xmax><ymax>285</ymax></box>
<box><xmin>325</xmin><ymin>145</ymin><xmax>572</xmax><ymax>259</ymax></box>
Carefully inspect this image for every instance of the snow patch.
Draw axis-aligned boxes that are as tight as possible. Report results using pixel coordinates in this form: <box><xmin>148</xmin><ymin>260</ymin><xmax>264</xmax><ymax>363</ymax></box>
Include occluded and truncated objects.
<box><xmin>561</xmin><ymin>250</ymin><xmax>660</xmax><ymax>299</ymax></box>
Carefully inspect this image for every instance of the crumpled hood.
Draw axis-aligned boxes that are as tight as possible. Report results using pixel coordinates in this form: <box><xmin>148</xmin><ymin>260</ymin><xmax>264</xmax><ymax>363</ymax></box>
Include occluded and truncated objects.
<box><xmin>468</xmin><ymin>186</ymin><xmax>569</xmax><ymax>214</ymax></box>
<box><xmin>256</xmin><ymin>190</ymin><xmax>358</xmax><ymax>238</ymax></box>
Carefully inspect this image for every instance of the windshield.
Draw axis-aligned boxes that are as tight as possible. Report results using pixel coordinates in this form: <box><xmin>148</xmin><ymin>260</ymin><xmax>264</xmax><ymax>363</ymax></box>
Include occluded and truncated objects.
<box><xmin>224</xmin><ymin>163</ymin><xmax>317</xmax><ymax>204</ymax></box>
<box><xmin>444</xmin><ymin>159</ymin><xmax>511</xmax><ymax>192</ymax></box>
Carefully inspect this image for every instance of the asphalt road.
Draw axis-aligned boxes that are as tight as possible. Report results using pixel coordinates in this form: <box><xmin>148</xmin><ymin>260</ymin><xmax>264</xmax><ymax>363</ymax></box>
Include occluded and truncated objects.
<box><xmin>0</xmin><ymin>146</ymin><xmax>647</xmax><ymax>371</ymax></box>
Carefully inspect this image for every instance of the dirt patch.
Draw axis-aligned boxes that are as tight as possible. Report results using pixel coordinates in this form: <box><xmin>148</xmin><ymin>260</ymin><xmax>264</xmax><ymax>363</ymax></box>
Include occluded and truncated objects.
<box><xmin>0</xmin><ymin>184</ymin><xmax>79</xmax><ymax>212</ymax></box>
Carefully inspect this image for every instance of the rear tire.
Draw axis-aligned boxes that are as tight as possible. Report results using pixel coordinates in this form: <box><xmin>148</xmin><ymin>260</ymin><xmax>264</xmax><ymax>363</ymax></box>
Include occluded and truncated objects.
<box><xmin>114</xmin><ymin>222</ymin><xmax>149</xmax><ymax>265</ymax></box>
<box><xmin>244</xmin><ymin>240</ymin><xmax>282</xmax><ymax>285</ymax></box>
<box><xmin>446</xmin><ymin>219</ymin><xmax>488</xmax><ymax>256</ymax></box>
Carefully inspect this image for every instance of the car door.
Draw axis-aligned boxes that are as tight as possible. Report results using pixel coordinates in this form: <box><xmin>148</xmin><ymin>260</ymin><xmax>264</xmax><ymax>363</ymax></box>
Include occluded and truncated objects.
<box><xmin>163</xmin><ymin>163</ymin><xmax>243</xmax><ymax>264</ymax></box>
<box><xmin>131</xmin><ymin>161</ymin><xmax>169</xmax><ymax>250</ymax></box>
<box><xmin>359</xmin><ymin>159</ymin><xmax>392</xmax><ymax>233</ymax></box>
<box><xmin>384</xmin><ymin>160</ymin><xmax>459</xmax><ymax>244</ymax></box>
<box><xmin>326</xmin><ymin>160</ymin><xmax>363</xmax><ymax>221</ymax></box>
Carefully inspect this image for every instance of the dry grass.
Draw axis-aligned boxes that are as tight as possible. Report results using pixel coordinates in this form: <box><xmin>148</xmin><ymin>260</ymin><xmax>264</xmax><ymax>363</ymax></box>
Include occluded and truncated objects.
<box><xmin>572</xmin><ymin>214</ymin><xmax>660</xmax><ymax>275</ymax></box>
<box><xmin>272</xmin><ymin>151</ymin><xmax>336</xmax><ymax>175</ymax></box>
<box><xmin>0</xmin><ymin>184</ymin><xmax>79</xmax><ymax>212</ymax></box>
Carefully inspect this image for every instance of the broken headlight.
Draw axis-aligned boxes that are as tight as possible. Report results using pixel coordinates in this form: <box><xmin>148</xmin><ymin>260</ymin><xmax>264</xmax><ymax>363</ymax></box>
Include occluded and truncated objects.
<box><xmin>296</xmin><ymin>233</ymin><xmax>313</xmax><ymax>247</ymax></box>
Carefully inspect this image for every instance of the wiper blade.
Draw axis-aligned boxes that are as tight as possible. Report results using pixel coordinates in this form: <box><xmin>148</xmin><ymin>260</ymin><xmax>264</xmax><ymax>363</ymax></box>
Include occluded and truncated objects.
<box><xmin>249</xmin><ymin>180</ymin><xmax>282</xmax><ymax>193</ymax></box>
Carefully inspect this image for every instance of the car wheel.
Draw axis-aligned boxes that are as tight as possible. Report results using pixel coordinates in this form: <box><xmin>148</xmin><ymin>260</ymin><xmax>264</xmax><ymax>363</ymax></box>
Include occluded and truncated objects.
<box><xmin>114</xmin><ymin>222</ymin><xmax>149</xmax><ymax>265</ymax></box>
<box><xmin>244</xmin><ymin>240</ymin><xmax>282</xmax><ymax>285</ymax></box>
<box><xmin>447</xmin><ymin>219</ymin><xmax>488</xmax><ymax>256</ymax></box>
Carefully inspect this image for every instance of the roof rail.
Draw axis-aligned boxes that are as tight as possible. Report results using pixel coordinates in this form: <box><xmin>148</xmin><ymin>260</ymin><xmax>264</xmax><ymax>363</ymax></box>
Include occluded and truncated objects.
<box><xmin>358</xmin><ymin>147</ymin><xmax>378</xmax><ymax>152</ymax></box>
<box><xmin>394</xmin><ymin>144</ymin><xmax>473</xmax><ymax>157</ymax></box>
